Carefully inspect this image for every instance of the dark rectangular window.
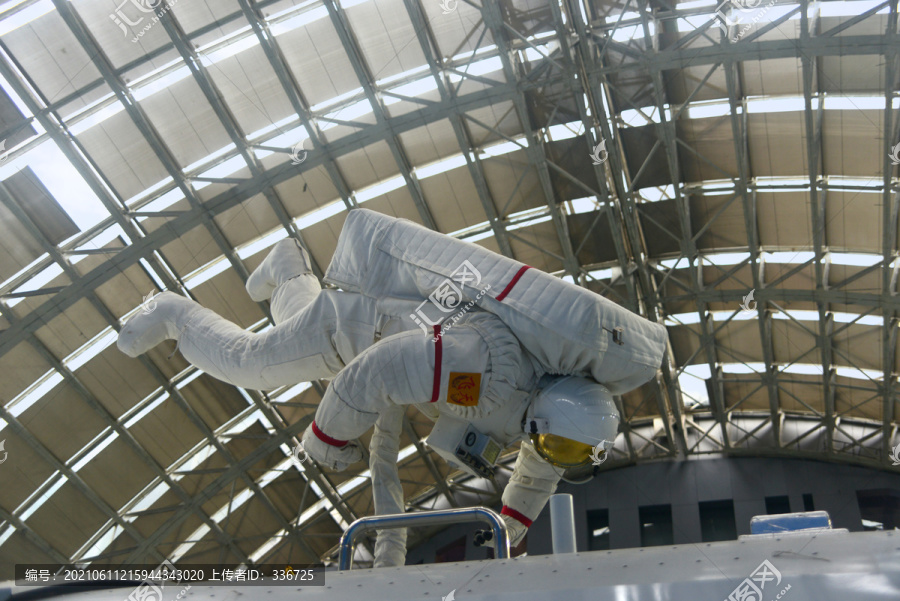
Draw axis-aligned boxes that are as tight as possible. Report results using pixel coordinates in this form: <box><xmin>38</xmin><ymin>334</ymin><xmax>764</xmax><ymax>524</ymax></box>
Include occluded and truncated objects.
<box><xmin>435</xmin><ymin>535</ymin><xmax>466</xmax><ymax>563</ymax></box>
<box><xmin>803</xmin><ymin>493</ymin><xmax>815</xmax><ymax>511</ymax></box>
<box><xmin>639</xmin><ymin>504</ymin><xmax>674</xmax><ymax>547</ymax></box>
<box><xmin>587</xmin><ymin>508</ymin><xmax>610</xmax><ymax>551</ymax></box>
<box><xmin>699</xmin><ymin>500</ymin><xmax>737</xmax><ymax>542</ymax></box>
<box><xmin>857</xmin><ymin>489</ymin><xmax>900</xmax><ymax>531</ymax></box>
<box><xmin>765</xmin><ymin>495</ymin><xmax>791</xmax><ymax>515</ymax></box>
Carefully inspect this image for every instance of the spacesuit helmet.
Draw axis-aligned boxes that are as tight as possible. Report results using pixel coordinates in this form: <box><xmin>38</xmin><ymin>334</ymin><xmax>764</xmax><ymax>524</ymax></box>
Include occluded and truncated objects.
<box><xmin>523</xmin><ymin>376</ymin><xmax>619</xmax><ymax>468</ymax></box>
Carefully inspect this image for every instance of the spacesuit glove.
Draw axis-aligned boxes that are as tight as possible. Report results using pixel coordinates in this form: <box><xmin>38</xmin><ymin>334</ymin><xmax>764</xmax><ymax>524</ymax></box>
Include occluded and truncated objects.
<box><xmin>474</xmin><ymin>512</ymin><xmax>528</xmax><ymax>548</ymax></box>
<box><xmin>301</xmin><ymin>422</ymin><xmax>363</xmax><ymax>471</ymax></box>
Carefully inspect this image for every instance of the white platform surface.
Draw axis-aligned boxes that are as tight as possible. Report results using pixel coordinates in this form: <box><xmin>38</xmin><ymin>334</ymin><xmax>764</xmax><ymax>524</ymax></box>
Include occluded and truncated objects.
<box><xmin>3</xmin><ymin>530</ymin><xmax>899</xmax><ymax>600</ymax></box>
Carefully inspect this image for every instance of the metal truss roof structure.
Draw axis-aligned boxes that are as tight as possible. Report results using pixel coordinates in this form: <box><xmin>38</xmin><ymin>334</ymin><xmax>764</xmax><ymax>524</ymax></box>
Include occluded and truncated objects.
<box><xmin>0</xmin><ymin>0</ymin><xmax>898</xmax><ymax>573</ymax></box>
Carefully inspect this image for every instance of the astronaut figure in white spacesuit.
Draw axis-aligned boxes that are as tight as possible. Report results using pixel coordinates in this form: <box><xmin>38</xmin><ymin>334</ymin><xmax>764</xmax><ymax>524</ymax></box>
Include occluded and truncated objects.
<box><xmin>118</xmin><ymin>209</ymin><xmax>668</xmax><ymax>567</ymax></box>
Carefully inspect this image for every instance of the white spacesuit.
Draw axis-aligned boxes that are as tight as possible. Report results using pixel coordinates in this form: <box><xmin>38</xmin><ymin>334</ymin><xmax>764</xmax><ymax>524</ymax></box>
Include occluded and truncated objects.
<box><xmin>118</xmin><ymin>209</ymin><xmax>668</xmax><ymax>566</ymax></box>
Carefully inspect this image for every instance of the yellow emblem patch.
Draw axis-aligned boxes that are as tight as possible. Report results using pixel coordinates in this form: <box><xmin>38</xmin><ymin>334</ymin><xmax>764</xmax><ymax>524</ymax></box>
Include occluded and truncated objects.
<box><xmin>447</xmin><ymin>372</ymin><xmax>481</xmax><ymax>406</ymax></box>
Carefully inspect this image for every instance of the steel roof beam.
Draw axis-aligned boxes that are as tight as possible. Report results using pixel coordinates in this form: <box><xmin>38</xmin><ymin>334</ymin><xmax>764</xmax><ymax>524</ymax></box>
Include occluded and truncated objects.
<box><xmin>323</xmin><ymin>0</ymin><xmax>438</xmax><ymax>231</ymax></box>
<box><xmin>565</xmin><ymin>0</ymin><xmax>686</xmax><ymax>457</ymax></box>
<box><xmin>402</xmin><ymin>0</ymin><xmax>514</xmax><ymax>256</ymax></box>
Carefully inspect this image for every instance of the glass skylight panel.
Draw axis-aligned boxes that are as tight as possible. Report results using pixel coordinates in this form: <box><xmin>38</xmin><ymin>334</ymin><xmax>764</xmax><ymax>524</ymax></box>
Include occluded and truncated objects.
<box><xmin>702</xmin><ymin>252</ymin><xmax>751</xmax><ymax>266</ymax></box>
<box><xmin>687</xmin><ymin>101</ymin><xmax>734</xmax><ymax>119</ymax></box>
<box><xmin>415</xmin><ymin>154</ymin><xmax>467</xmax><ymax>179</ymax></box>
<box><xmin>376</xmin><ymin>64</ymin><xmax>431</xmax><ymax>87</ymax></box>
<box><xmin>131</xmin><ymin>66</ymin><xmax>192</xmax><ymax>102</ymax></box>
<box><xmin>383</xmin><ymin>76</ymin><xmax>439</xmax><ymax>104</ymax></box>
<box><xmin>197</xmin><ymin>29</ymin><xmax>258</xmax><ymax>66</ymax></box>
<box><xmin>659</xmin><ymin>257</ymin><xmax>688</xmax><ymax>269</ymax></box>
<box><xmin>0</xmin><ymin>525</ymin><xmax>16</xmax><ymax>548</ymax></box>
<box><xmin>170</xmin><ymin>524</ymin><xmax>211</xmax><ymax>562</ymax></box>
<box><xmin>78</xmin><ymin>523</ymin><xmax>124</xmax><ymax>561</ymax></box>
<box><xmin>762</xmin><ymin>251</ymin><xmax>816</xmax><ymax>264</ymax></box>
<box><xmin>829</xmin><ymin>252</ymin><xmax>882</xmax><ymax>267</ymax></box>
<box><xmin>18</xmin><ymin>475</ymin><xmax>67</xmax><ymax>521</ymax></box>
<box><xmin>237</xmin><ymin>229</ymin><xmax>290</xmax><ymax>261</ymax></box>
<box><xmin>184</xmin><ymin>144</ymin><xmax>238</xmax><ymax>174</ymax></box>
<box><xmin>11</xmin><ymin>140</ymin><xmax>110</xmax><ymax>232</ymax></box>
<box><xmin>248</xmin><ymin>115</ymin><xmax>301</xmax><ymax>142</ymax></box>
<box><xmin>123</xmin><ymin>392</ymin><xmax>169</xmax><ymax>428</ymax></box>
<box><xmin>132</xmin><ymin>188</ymin><xmax>184</xmax><ymax>217</ymax></box>
<box><xmin>569</xmin><ymin>196</ymin><xmax>599</xmax><ymax>214</ymax></box>
<box><xmin>818</xmin><ymin>0</ymin><xmax>890</xmax><ymax>16</ymax></box>
<box><xmin>747</xmin><ymin>96</ymin><xmax>816</xmax><ymax>114</ymax></box>
<box><xmin>619</xmin><ymin>106</ymin><xmax>664</xmax><ymax>127</ymax></box>
<box><xmin>174</xmin><ymin>369</ymin><xmax>203</xmax><ymax>390</ymax></box>
<box><xmin>639</xmin><ymin>185</ymin><xmax>675</xmax><ymax>202</ymax></box>
<box><xmin>479</xmin><ymin>138</ymin><xmax>527</xmax><ymax>158</ymax></box>
<box><xmin>664</xmin><ymin>312</ymin><xmax>703</xmax><ymax>325</ymax></box>
<box><xmin>68</xmin><ymin>99</ymin><xmax>126</xmax><ymax>136</ymax></box>
<box><xmin>183</xmin><ymin>256</ymin><xmax>229</xmax><ymax>289</ymax></box>
<box><xmin>194</xmin><ymin>154</ymin><xmax>250</xmax><ymax>187</ymax></box>
<box><xmin>295</xmin><ymin>201</ymin><xmax>345</xmax><ymax>230</ymax></box>
<box><xmin>64</xmin><ymin>327</ymin><xmax>118</xmax><ymax>372</ymax></box>
<box><xmin>8</xmin><ymin>263</ymin><xmax>65</xmax><ymax>307</ymax></box>
<box><xmin>320</xmin><ymin>98</ymin><xmax>375</xmax><ymax>130</ymax></box>
<box><xmin>522</xmin><ymin>41</ymin><xmax>558</xmax><ymax>62</ymax></box>
<box><xmin>269</xmin><ymin>4</ymin><xmax>329</xmax><ymax>35</ymax></box>
<box><xmin>507</xmin><ymin>214</ymin><xmax>552</xmax><ymax>231</ymax></box>
<box><xmin>311</xmin><ymin>87</ymin><xmax>365</xmax><ymax>113</ymax></box>
<box><xmin>678</xmin><ymin>364</ymin><xmax>711</xmax><ymax>406</ymax></box>
<box><xmin>587</xmin><ymin>267</ymin><xmax>620</xmax><ymax>282</ymax></box>
<box><xmin>722</xmin><ymin>362</ymin><xmax>766</xmax><ymax>374</ymax></box>
<box><xmin>0</xmin><ymin>252</ymin><xmax>49</xmax><ymax>292</ymax></box>
<box><xmin>779</xmin><ymin>364</ymin><xmax>823</xmax><ymax>376</ymax></box>
<box><xmin>772</xmin><ymin>309</ymin><xmax>820</xmax><ymax>322</ymax></box>
<box><xmin>835</xmin><ymin>366</ymin><xmax>882</xmax><ymax>380</ymax></box>
<box><xmin>546</xmin><ymin>122</ymin><xmax>583</xmax><ymax>141</ymax></box>
<box><xmin>679</xmin><ymin>0</ymin><xmax>718</xmax><ymax>8</ymax></box>
<box><xmin>71</xmin><ymin>431</ymin><xmax>119</xmax><ymax>472</ymax></box>
<box><xmin>355</xmin><ymin>176</ymin><xmax>405</xmax><ymax>202</ymax></box>
<box><xmin>447</xmin><ymin>56</ymin><xmax>504</xmax><ymax>82</ymax></box>
<box><xmin>823</xmin><ymin>96</ymin><xmax>885</xmax><ymax>111</ymax></box>
<box><xmin>449</xmin><ymin>45</ymin><xmax>498</xmax><ymax>64</ymax></box>
<box><xmin>0</xmin><ymin>0</ymin><xmax>54</xmax><ymax>37</ymax></box>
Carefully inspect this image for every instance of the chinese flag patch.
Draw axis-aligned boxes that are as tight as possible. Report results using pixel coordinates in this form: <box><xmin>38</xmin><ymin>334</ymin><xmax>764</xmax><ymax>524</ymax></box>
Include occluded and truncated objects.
<box><xmin>447</xmin><ymin>372</ymin><xmax>481</xmax><ymax>406</ymax></box>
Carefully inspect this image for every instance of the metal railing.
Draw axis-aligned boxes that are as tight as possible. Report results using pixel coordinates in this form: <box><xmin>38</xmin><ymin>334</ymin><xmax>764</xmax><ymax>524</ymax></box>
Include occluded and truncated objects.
<box><xmin>338</xmin><ymin>507</ymin><xmax>510</xmax><ymax>570</ymax></box>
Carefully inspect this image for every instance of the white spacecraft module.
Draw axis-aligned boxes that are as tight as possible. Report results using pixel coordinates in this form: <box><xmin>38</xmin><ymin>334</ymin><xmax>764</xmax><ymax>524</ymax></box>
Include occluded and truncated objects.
<box><xmin>325</xmin><ymin>209</ymin><xmax>668</xmax><ymax>394</ymax></box>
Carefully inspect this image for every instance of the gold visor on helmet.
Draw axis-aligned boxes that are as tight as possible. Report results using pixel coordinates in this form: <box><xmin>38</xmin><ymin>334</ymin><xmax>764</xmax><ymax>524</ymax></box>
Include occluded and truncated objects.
<box><xmin>529</xmin><ymin>433</ymin><xmax>596</xmax><ymax>468</ymax></box>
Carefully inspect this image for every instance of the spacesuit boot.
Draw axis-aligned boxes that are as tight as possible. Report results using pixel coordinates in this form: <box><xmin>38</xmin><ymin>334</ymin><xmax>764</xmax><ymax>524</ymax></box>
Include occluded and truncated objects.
<box><xmin>246</xmin><ymin>238</ymin><xmax>314</xmax><ymax>301</ymax></box>
<box><xmin>117</xmin><ymin>292</ymin><xmax>204</xmax><ymax>358</ymax></box>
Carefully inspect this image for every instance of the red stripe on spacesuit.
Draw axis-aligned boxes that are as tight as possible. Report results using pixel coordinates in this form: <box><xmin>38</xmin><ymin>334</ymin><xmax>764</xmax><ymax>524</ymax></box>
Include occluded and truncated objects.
<box><xmin>501</xmin><ymin>505</ymin><xmax>533</xmax><ymax>527</ymax></box>
<box><xmin>431</xmin><ymin>325</ymin><xmax>442</xmax><ymax>402</ymax></box>
<box><xmin>495</xmin><ymin>266</ymin><xmax>532</xmax><ymax>301</ymax></box>
<box><xmin>311</xmin><ymin>420</ymin><xmax>348</xmax><ymax>447</ymax></box>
